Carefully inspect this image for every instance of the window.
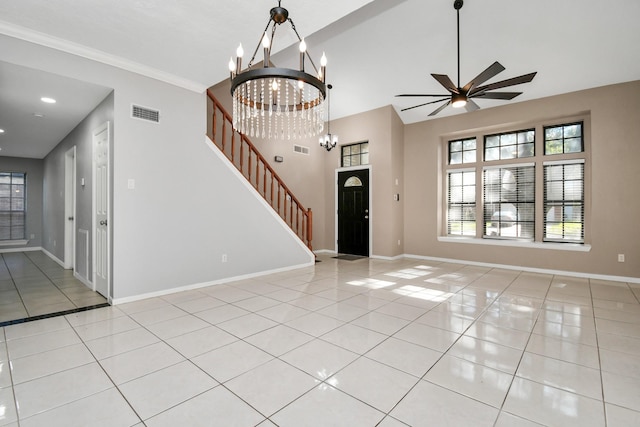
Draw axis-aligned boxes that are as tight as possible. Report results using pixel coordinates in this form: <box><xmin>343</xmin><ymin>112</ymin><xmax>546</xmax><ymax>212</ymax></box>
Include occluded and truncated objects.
<box><xmin>447</xmin><ymin>170</ymin><xmax>476</xmax><ymax>236</ymax></box>
<box><xmin>341</xmin><ymin>142</ymin><xmax>369</xmax><ymax>167</ymax></box>
<box><xmin>444</xmin><ymin>119</ymin><xmax>586</xmax><ymax>245</ymax></box>
<box><xmin>544</xmin><ymin>161</ymin><xmax>584</xmax><ymax>243</ymax></box>
<box><xmin>449</xmin><ymin>138</ymin><xmax>476</xmax><ymax>164</ymax></box>
<box><xmin>484</xmin><ymin>129</ymin><xmax>535</xmax><ymax>161</ymax></box>
<box><xmin>544</xmin><ymin>122</ymin><xmax>583</xmax><ymax>154</ymax></box>
<box><xmin>0</xmin><ymin>172</ymin><xmax>26</xmax><ymax>240</ymax></box>
<box><xmin>483</xmin><ymin>165</ymin><xmax>535</xmax><ymax>239</ymax></box>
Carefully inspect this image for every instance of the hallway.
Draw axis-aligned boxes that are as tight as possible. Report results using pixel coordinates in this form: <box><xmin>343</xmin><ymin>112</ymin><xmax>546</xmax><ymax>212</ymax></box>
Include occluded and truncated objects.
<box><xmin>0</xmin><ymin>251</ymin><xmax>107</xmax><ymax>324</ymax></box>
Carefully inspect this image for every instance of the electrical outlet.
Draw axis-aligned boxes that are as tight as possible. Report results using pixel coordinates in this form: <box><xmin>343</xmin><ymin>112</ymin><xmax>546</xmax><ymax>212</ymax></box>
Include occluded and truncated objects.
<box><xmin>618</xmin><ymin>254</ymin><xmax>625</xmax><ymax>263</ymax></box>
<box><xmin>222</xmin><ymin>254</ymin><xmax>228</xmax><ymax>263</ymax></box>
<box><xmin>30</xmin><ymin>234</ymin><xmax>35</xmax><ymax>239</ymax></box>
<box><xmin>397</xmin><ymin>239</ymin><xmax>401</xmax><ymax>246</ymax></box>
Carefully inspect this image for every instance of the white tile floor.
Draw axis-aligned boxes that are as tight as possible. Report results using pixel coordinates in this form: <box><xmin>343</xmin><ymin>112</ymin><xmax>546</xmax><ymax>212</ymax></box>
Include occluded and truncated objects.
<box><xmin>0</xmin><ymin>251</ymin><xmax>107</xmax><ymax>323</ymax></box>
<box><xmin>1</xmin><ymin>254</ymin><xmax>639</xmax><ymax>426</ymax></box>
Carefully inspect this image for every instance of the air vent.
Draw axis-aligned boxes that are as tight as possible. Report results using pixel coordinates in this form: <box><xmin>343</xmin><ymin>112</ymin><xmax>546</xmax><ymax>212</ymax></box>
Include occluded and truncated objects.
<box><xmin>293</xmin><ymin>144</ymin><xmax>310</xmax><ymax>155</ymax></box>
<box><xmin>131</xmin><ymin>104</ymin><xmax>160</xmax><ymax>123</ymax></box>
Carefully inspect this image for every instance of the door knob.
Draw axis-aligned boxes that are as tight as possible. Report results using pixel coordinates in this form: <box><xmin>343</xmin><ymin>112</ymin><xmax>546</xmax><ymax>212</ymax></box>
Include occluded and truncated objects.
<box><xmin>100</xmin><ymin>220</ymin><xmax>108</xmax><ymax>226</ymax></box>
<box><xmin>68</xmin><ymin>216</ymin><xmax>74</xmax><ymax>221</ymax></box>
<box><xmin>364</xmin><ymin>215</ymin><xmax>369</xmax><ymax>219</ymax></box>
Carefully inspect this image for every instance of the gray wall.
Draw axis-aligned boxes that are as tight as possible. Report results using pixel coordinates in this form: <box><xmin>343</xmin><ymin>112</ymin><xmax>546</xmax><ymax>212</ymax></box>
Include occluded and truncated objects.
<box><xmin>2</xmin><ymin>34</ymin><xmax>314</xmax><ymax>302</ymax></box>
<box><xmin>43</xmin><ymin>92</ymin><xmax>114</xmax><ymax>277</ymax></box>
<box><xmin>0</xmin><ymin>156</ymin><xmax>43</xmax><ymax>249</ymax></box>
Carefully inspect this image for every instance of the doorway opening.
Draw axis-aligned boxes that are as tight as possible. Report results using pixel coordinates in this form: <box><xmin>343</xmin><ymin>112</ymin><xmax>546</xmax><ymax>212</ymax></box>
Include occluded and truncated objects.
<box><xmin>337</xmin><ymin>168</ymin><xmax>370</xmax><ymax>256</ymax></box>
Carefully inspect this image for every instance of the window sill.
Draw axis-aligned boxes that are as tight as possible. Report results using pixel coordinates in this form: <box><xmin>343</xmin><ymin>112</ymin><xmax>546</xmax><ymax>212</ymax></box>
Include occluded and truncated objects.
<box><xmin>438</xmin><ymin>236</ymin><xmax>591</xmax><ymax>252</ymax></box>
<box><xmin>0</xmin><ymin>240</ymin><xmax>29</xmax><ymax>247</ymax></box>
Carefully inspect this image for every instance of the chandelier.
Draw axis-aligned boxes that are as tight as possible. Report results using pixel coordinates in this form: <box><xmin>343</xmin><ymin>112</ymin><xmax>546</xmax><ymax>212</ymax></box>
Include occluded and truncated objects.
<box><xmin>319</xmin><ymin>84</ymin><xmax>338</xmax><ymax>151</ymax></box>
<box><xmin>228</xmin><ymin>1</ymin><xmax>327</xmax><ymax>140</ymax></box>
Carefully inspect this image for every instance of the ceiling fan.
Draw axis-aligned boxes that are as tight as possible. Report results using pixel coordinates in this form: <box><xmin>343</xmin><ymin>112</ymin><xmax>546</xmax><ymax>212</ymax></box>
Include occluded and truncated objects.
<box><xmin>397</xmin><ymin>0</ymin><xmax>537</xmax><ymax>116</ymax></box>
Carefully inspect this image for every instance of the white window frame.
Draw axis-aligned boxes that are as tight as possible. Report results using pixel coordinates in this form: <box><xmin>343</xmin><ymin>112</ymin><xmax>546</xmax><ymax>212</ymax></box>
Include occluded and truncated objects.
<box><xmin>439</xmin><ymin>116</ymin><xmax>590</xmax><ymax>252</ymax></box>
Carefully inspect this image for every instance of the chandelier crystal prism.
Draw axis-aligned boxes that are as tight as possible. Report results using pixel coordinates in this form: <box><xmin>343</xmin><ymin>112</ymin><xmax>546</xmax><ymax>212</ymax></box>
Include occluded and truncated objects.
<box><xmin>228</xmin><ymin>1</ymin><xmax>327</xmax><ymax>140</ymax></box>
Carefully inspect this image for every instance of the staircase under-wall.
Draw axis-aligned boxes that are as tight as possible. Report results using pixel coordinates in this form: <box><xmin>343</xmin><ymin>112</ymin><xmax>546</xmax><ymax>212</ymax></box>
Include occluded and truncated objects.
<box><xmin>207</xmin><ymin>90</ymin><xmax>313</xmax><ymax>250</ymax></box>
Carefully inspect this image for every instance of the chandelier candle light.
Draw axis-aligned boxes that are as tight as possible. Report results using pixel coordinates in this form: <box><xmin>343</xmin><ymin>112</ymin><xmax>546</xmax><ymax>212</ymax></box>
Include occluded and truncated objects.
<box><xmin>319</xmin><ymin>84</ymin><xmax>338</xmax><ymax>151</ymax></box>
<box><xmin>228</xmin><ymin>1</ymin><xmax>328</xmax><ymax>140</ymax></box>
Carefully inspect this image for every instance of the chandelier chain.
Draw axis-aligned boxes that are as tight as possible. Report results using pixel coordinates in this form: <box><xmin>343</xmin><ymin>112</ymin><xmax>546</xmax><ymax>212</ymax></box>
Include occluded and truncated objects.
<box><xmin>288</xmin><ymin>18</ymin><xmax>320</xmax><ymax>75</ymax></box>
<box><xmin>247</xmin><ymin>17</ymin><xmax>274</xmax><ymax>69</ymax></box>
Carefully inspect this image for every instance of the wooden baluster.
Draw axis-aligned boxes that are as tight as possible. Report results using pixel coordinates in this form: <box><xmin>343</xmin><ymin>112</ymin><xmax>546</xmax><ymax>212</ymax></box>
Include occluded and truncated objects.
<box><xmin>263</xmin><ymin>164</ymin><xmax>267</xmax><ymax>196</ymax></box>
<box><xmin>277</xmin><ymin>182</ymin><xmax>281</xmax><ymax>218</ymax></box>
<box><xmin>270</xmin><ymin>175</ymin><xmax>274</xmax><ymax>207</ymax></box>
<box><xmin>221</xmin><ymin>116</ymin><xmax>226</xmax><ymax>154</ymax></box>
<box><xmin>240</xmin><ymin>139</ymin><xmax>244</xmax><ymax>173</ymax></box>
<box><xmin>289</xmin><ymin>197</ymin><xmax>293</xmax><ymax>227</ymax></box>
<box><xmin>256</xmin><ymin>151</ymin><xmax>260</xmax><ymax>191</ymax></box>
<box><xmin>212</xmin><ymin>108</ymin><xmax>217</xmax><ymax>146</ymax></box>
<box><xmin>231</xmin><ymin>130</ymin><xmax>236</xmax><ymax>163</ymax></box>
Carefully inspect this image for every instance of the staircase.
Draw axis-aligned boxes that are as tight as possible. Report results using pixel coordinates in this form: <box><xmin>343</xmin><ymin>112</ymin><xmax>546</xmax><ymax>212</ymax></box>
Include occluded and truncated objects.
<box><xmin>207</xmin><ymin>89</ymin><xmax>313</xmax><ymax>250</ymax></box>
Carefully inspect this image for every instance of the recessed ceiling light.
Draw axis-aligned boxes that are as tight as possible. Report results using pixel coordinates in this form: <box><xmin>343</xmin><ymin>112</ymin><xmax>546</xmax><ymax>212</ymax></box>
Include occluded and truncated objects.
<box><xmin>0</xmin><ymin>129</ymin><xmax>4</xmax><ymax>133</ymax></box>
<box><xmin>33</xmin><ymin>113</ymin><xmax>45</xmax><ymax>118</ymax></box>
<box><xmin>41</xmin><ymin>97</ymin><xmax>56</xmax><ymax>104</ymax></box>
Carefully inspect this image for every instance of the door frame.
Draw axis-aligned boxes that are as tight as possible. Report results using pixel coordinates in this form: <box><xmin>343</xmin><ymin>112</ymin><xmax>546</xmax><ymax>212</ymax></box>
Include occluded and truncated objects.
<box><xmin>64</xmin><ymin>146</ymin><xmax>76</xmax><ymax>270</ymax></box>
<box><xmin>335</xmin><ymin>165</ymin><xmax>372</xmax><ymax>256</ymax></box>
<box><xmin>92</xmin><ymin>121</ymin><xmax>111</xmax><ymax>301</ymax></box>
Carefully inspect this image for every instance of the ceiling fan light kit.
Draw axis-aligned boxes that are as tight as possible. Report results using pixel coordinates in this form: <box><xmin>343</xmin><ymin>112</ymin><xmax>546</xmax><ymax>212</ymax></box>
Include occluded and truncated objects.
<box><xmin>396</xmin><ymin>0</ymin><xmax>537</xmax><ymax>117</ymax></box>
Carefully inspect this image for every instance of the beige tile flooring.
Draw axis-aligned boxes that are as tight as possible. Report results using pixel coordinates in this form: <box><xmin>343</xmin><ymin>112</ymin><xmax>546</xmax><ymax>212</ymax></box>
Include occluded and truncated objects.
<box><xmin>0</xmin><ymin>251</ymin><xmax>107</xmax><ymax>323</ymax></box>
<box><xmin>1</xmin><ymin>254</ymin><xmax>639</xmax><ymax>426</ymax></box>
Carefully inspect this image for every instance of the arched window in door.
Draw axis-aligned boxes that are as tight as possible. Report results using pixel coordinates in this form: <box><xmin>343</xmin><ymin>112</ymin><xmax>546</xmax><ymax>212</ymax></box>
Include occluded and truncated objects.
<box><xmin>344</xmin><ymin>176</ymin><xmax>363</xmax><ymax>187</ymax></box>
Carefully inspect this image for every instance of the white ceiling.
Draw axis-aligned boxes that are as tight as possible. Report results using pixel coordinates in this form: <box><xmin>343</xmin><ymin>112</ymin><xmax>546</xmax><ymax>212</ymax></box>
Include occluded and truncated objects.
<box><xmin>1</xmin><ymin>0</ymin><xmax>639</xmax><ymax>158</ymax></box>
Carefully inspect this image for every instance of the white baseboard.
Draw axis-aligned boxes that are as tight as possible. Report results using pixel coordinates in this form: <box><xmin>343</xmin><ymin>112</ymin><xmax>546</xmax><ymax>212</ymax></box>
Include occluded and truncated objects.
<box><xmin>313</xmin><ymin>249</ymin><xmax>336</xmax><ymax>255</ymax></box>
<box><xmin>112</xmin><ymin>260</ymin><xmax>315</xmax><ymax>305</ymax></box>
<box><xmin>73</xmin><ymin>271</ymin><xmax>93</xmax><ymax>290</ymax></box>
<box><xmin>403</xmin><ymin>253</ymin><xmax>640</xmax><ymax>284</ymax></box>
<box><xmin>41</xmin><ymin>247</ymin><xmax>67</xmax><ymax>269</ymax></box>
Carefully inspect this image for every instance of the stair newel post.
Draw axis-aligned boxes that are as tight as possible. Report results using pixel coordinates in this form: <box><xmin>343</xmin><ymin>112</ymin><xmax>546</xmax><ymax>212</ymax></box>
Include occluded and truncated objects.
<box><xmin>306</xmin><ymin>208</ymin><xmax>313</xmax><ymax>250</ymax></box>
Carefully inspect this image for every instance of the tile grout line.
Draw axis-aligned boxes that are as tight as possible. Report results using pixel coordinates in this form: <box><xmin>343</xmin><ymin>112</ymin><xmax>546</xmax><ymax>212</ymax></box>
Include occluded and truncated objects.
<box><xmin>491</xmin><ymin>271</ymin><xmax>554</xmax><ymax>426</ymax></box>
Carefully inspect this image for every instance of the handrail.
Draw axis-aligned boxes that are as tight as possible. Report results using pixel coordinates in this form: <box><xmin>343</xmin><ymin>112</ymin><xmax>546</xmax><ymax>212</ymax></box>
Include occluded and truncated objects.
<box><xmin>207</xmin><ymin>89</ymin><xmax>313</xmax><ymax>250</ymax></box>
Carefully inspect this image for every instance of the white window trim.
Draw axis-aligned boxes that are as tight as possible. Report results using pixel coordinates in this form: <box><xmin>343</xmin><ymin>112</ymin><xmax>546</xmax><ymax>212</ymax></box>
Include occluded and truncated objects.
<box><xmin>543</xmin><ymin>158</ymin><xmax>585</xmax><ymax>166</ymax></box>
<box><xmin>438</xmin><ymin>236</ymin><xmax>591</xmax><ymax>252</ymax></box>
<box><xmin>0</xmin><ymin>239</ymin><xmax>28</xmax><ymax>246</ymax></box>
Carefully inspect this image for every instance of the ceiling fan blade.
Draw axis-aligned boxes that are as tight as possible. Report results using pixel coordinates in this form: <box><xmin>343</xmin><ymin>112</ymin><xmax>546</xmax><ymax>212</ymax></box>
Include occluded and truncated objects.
<box><xmin>401</xmin><ymin>98</ymin><xmax>450</xmax><ymax>112</ymax></box>
<box><xmin>470</xmin><ymin>72</ymin><xmax>537</xmax><ymax>95</ymax></box>
<box><xmin>461</xmin><ymin>61</ymin><xmax>505</xmax><ymax>93</ymax></box>
<box><xmin>396</xmin><ymin>94</ymin><xmax>451</xmax><ymax>98</ymax></box>
<box><xmin>472</xmin><ymin>91</ymin><xmax>522</xmax><ymax>100</ymax></box>
<box><xmin>464</xmin><ymin>99</ymin><xmax>480</xmax><ymax>112</ymax></box>
<box><xmin>431</xmin><ymin>74</ymin><xmax>459</xmax><ymax>94</ymax></box>
<box><xmin>428</xmin><ymin>100</ymin><xmax>452</xmax><ymax>116</ymax></box>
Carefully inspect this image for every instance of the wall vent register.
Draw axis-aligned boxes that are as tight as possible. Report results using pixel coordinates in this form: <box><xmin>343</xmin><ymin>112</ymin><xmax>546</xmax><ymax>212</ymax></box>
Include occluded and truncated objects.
<box><xmin>131</xmin><ymin>105</ymin><xmax>160</xmax><ymax>123</ymax></box>
<box><xmin>293</xmin><ymin>145</ymin><xmax>310</xmax><ymax>155</ymax></box>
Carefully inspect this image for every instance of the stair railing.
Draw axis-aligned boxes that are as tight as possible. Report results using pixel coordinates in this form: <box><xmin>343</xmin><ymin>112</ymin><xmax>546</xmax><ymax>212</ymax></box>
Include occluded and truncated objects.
<box><xmin>207</xmin><ymin>89</ymin><xmax>312</xmax><ymax>250</ymax></box>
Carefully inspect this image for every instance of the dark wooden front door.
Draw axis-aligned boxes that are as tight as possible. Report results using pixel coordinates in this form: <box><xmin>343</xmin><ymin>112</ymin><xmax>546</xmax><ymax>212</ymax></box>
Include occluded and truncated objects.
<box><xmin>338</xmin><ymin>169</ymin><xmax>369</xmax><ymax>256</ymax></box>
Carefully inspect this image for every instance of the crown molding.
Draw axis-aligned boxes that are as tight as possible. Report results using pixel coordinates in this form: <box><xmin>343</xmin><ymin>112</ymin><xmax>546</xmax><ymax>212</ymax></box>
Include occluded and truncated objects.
<box><xmin>0</xmin><ymin>20</ymin><xmax>207</xmax><ymax>93</ymax></box>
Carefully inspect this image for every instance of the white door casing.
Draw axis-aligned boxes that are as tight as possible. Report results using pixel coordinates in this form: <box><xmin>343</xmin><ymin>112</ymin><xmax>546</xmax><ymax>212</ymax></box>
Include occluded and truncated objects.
<box><xmin>64</xmin><ymin>146</ymin><xmax>76</xmax><ymax>269</ymax></box>
<box><xmin>93</xmin><ymin>122</ymin><xmax>110</xmax><ymax>298</ymax></box>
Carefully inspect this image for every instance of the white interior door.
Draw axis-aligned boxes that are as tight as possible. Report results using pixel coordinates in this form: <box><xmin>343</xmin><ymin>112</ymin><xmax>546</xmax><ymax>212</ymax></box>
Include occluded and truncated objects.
<box><xmin>64</xmin><ymin>146</ymin><xmax>76</xmax><ymax>269</ymax></box>
<box><xmin>93</xmin><ymin>122</ymin><xmax>110</xmax><ymax>298</ymax></box>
